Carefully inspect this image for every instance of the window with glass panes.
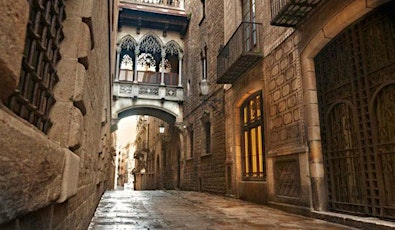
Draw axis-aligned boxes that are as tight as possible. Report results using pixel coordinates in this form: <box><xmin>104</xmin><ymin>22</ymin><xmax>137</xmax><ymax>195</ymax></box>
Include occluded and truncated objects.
<box><xmin>189</xmin><ymin>128</ymin><xmax>194</xmax><ymax>158</ymax></box>
<box><xmin>201</xmin><ymin>46</ymin><xmax>207</xmax><ymax>80</ymax></box>
<box><xmin>204</xmin><ymin>121</ymin><xmax>211</xmax><ymax>154</ymax></box>
<box><xmin>242</xmin><ymin>0</ymin><xmax>257</xmax><ymax>51</ymax></box>
<box><xmin>241</xmin><ymin>92</ymin><xmax>265</xmax><ymax>180</ymax></box>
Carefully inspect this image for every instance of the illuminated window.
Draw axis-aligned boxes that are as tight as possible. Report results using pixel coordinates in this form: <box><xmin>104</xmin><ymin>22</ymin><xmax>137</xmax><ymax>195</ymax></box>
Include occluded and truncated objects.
<box><xmin>241</xmin><ymin>91</ymin><xmax>265</xmax><ymax>180</ymax></box>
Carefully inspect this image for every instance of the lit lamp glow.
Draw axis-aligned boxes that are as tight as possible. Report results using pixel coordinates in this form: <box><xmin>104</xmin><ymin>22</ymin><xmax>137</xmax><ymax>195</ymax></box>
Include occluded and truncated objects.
<box><xmin>159</xmin><ymin>124</ymin><xmax>165</xmax><ymax>134</ymax></box>
<box><xmin>200</xmin><ymin>79</ymin><xmax>209</xmax><ymax>96</ymax></box>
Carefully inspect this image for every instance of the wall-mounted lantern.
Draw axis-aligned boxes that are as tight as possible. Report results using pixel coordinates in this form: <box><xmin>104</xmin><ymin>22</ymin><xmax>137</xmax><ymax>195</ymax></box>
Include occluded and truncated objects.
<box><xmin>159</xmin><ymin>123</ymin><xmax>165</xmax><ymax>134</ymax></box>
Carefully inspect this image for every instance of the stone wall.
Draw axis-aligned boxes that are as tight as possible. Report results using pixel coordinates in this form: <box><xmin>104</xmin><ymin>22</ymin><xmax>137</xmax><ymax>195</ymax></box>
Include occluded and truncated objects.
<box><xmin>222</xmin><ymin>0</ymin><xmax>306</xmax><ymax>205</ymax></box>
<box><xmin>222</xmin><ymin>0</ymin><xmax>392</xmax><ymax>218</ymax></box>
<box><xmin>0</xmin><ymin>0</ymin><xmax>116</xmax><ymax>229</ymax></box>
<box><xmin>181</xmin><ymin>0</ymin><xmax>226</xmax><ymax>194</ymax></box>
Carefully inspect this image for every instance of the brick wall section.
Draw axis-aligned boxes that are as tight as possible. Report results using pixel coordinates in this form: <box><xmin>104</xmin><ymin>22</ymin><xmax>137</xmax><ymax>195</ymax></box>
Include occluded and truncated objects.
<box><xmin>0</xmin><ymin>0</ymin><xmax>115</xmax><ymax>229</ymax></box>
<box><xmin>182</xmin><ymin>0</ymin><xmax>226</xmax><ymax>194</ymax></box>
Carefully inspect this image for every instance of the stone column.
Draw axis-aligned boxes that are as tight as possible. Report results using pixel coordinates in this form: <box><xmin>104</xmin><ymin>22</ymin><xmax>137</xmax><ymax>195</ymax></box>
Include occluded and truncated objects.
<box><xmin>160</xmin><ymin>48</ymin><xmax>166</xmax><ymax>85</ymax></box>
<box><xmin>302</xmin><ymin>57</ymin><xmax>327</xmax><ymax>211</ymax></box>
<box><xmin>115</xmin><ymin>45</ymin><xmax>121</xmax><ymax>81</ymax></box>
<box><xmin>134</xmin><ymin>45</ymin><xmax>140</xmax><ymax>83</ymax></box>
<box><xmin>180</xmin><ymin>0</ymin><xmax>185</xmax><ymax>9</ymax></box>
<box><xmin>178</xmin><ymin>52</ymin><xmax>183</xmax><ymax>87</ymax></box>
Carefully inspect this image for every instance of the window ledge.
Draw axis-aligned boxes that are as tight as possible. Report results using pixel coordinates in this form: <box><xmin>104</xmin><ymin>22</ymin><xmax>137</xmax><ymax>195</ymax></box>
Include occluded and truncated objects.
<box><xmin>200</xmin><ymin>153</ymin><xmax>211</xmax><ymax>157</ymax></box>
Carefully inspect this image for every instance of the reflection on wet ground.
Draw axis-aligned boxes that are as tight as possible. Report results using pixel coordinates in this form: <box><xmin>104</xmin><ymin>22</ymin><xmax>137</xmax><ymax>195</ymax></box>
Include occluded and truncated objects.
<box><xmin>88</xmin><ymin>190</ymin><xmax>355</xmax><ymax>230</ymax></box>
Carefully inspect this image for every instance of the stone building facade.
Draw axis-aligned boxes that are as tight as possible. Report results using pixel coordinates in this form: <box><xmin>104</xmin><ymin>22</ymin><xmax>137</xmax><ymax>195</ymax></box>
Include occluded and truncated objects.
<box><xmin>0</xmin><ymin>0</ymin><xmax>117</xmax><ymax>229</ymax></box>
<box><xmin>133</xmin><ymin>115</ymin><xmax>180</xmax><ymax>190</ymax></box>
<box><xmin>183</xmin><ymin>0</ymin><xmax>395</xmax><ymax>226</ymax></box>
<box><xmin>181</xmin><ymin>0</ymin><xmax>226</xmax><ymax>194</ymax></box>
<box><xmin>114</xmin><ymin>0</ymin><xmax>189</xmax><ymax>192</ymax></box>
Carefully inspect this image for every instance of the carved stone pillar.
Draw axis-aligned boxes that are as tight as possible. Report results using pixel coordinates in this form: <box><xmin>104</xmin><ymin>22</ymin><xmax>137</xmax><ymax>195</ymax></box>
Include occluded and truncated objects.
<box><xmin>134</xmin><ymin>45</ymin><xmax>140</xmax><ymax>83</ymax></box>
<box><xmin>178</xmin><ymin>53</ymin><xmax>183</xmax><ymax>87</ymax></box>
<box><xmin>160</xmin><ymin>48</ymin><xmax>166</xmax><ymax>85</ymax></box>
<box><xmin>115</xmin><ymin>45</ymin><xmax>121</xmax><ymax>80</ymax></box>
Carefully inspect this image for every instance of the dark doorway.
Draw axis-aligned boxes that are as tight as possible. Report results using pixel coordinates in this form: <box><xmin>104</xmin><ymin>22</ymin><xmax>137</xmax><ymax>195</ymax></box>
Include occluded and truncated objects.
<box><xmin>315</xmin><ymin>2</ymin><xmax>395</xmax><ymax>220</ymax></box>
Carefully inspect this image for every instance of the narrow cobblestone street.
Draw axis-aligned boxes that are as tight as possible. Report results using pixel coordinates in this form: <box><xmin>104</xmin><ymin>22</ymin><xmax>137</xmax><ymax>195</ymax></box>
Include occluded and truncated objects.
<box><xmin>88</xmin><ymin>190</ymin><xmax>355</xmax><ymax>230</ymax></box>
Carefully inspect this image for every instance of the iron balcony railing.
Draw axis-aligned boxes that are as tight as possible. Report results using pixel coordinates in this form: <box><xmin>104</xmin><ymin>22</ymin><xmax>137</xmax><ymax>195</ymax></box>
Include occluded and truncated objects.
<box><xmin>217</xmin><ymin>22</ymin><xmax>263</xmax><ymax>84</ymax></box>
<box><xmin>270</xmin><ymin>0</ymin><xmax>324</xmax><ymax>27</ymax></box>
<box><xmin>121</xmin><ymin>0</ymin><xmax>184</xmax><ymax>9</ymax></box>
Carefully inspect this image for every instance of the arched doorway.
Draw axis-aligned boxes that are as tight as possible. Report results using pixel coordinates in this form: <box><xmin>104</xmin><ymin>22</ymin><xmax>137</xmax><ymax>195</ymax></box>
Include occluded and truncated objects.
<box><xmin>314</xmin><ymin>3</ymin><xmax>395</xmax><ymax>219</ymax></box>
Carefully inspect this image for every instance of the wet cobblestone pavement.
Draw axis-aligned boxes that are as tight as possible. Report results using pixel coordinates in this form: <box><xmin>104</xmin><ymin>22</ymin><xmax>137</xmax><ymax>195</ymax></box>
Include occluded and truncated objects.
<box><xmin>88</xmin><ymin>190</ymin><xmax>355</xmax><ymax>230</ymax></box>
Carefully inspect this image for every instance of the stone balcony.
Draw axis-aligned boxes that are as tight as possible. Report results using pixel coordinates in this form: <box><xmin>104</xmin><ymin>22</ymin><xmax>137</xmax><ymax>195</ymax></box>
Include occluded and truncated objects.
<box><xmin>121</xmin><ymin>0</ymin><xmax>185</xmax><ymax>10</ymax></box>
<box><xmin>113</xmin><ymin>70</ymin><xmax>183</xmax><ymax>103</ymax></box>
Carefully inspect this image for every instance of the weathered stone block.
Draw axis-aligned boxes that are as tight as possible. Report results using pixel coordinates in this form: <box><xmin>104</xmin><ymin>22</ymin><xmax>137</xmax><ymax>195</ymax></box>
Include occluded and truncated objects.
<box><xmin>283</xmin><ymin>112</ymin><xmax>293</xmax><ymax>125</ymax></box>
<box><xmin>307</xmin><ymin>125</ymin><xmax>321</xmax><ymax>142</ymax></box>
<box><xmin>304</xmin><ymin>90</ymin><xmax>318</xmax><ymax>104</ymax></box>
<box><xmin>57</xmin><ymin>150</ymin><xmax>80</xmax><ymax>203</ymax></box>
<box><xmin>284</xmin><ymin>69</ymin><xmax>295</xmax><ymax>85</ymax></box>
<box><xmin>273</xmin><ymin>89</ymin><xmax>281</xmax><ymax>102</ymax></box>
<box><xmin>301</xmin><ymin>71</ymin><xmax>317</xmax><ymax>90</ymax></box>
<box><xmin>293</xmin><ymin>108</ymin><xmax>300</xmax><ymax>121</ymax></box>
<box><xmin>282</xmin><ymin>84</ymin><xmax>290</xmax><ymax>97</ymax></box>
<box><xmin>48</xmin><ymin>102</ymin><xmax>73</xmax><ymax>147</ymax></box>
<box><xmin>280</xmin><ymin>57</ymin><xmax>289</xmax><ymax>71</ymax></box>
<box><xmin>278</xmin><ymin>100</ymin><xmax>286</xmax><ymax>113</ymax></box>
<box><xmin>82</xmin><ymin>0</ymin><xmax>94</xmax><ymax>18</ymax></box>
<box><xmin>68</xmin><ymin>105</ymin><xmax>84</xmax><ymax>151</ymax></box>
<box><xmin>287</xmin><ymin>95</ymin><xmax>297</xmax><ymax>109</ymax></box>
<box><xmin>306</xmin><ymin>103</ymin><xmax>320</xmax><ymax>127</ymax></box>
<box><xmin>271</xmin><ymin>64</ymin><xmax>279</xmax><ymax>76</ymax></box>
<box><xmin>0</xmin><ymin>0</ymin><xmax>29</xmax><ymax>102</ymax></box>
<box><xmin>61</xmin><ymin>17</ymin><xmax>83</xmax><ymax>59</ymax></box>
<box><xmin>0</xmin><ymin>106</ymin><xmax>64</xmax><ymax>224</ymax></box>
<box><xmin>276</xmin><ymin>74</ymin><xmax>285</xmax><ymax>86</ymax></box>
<box><xmin>55</xmin><ymin>59</ymin><xmax>79</xmax><ymax>102</ymax></box>
<box><xmin>78</xmin><ymin>22</ymin><xmax>92</xmax><ymax>59</ymax></box>
<box><xmin>270</xmin><ymin>105</ymin><xmax>277</xmax><ymax>116</ymax></box>
<box><xmin>275</xmin><ymin>48</ymin><xmax>283</xmax><ymax>61</ymax></box>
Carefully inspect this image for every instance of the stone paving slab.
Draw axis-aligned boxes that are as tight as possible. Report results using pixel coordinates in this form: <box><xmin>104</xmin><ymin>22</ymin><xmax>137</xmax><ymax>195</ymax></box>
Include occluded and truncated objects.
<box><xmin>89</xmin><ymin>190</ymin><xmax>356</xmax><ymax>230</ymax></box>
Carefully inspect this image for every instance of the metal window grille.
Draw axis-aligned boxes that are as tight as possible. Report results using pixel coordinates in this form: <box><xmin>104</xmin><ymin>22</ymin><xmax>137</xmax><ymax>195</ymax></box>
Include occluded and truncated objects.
<box><xmin>7</xmin><ymin>0</ymin><xmax>66</xmax><ymax>134</ymax></box>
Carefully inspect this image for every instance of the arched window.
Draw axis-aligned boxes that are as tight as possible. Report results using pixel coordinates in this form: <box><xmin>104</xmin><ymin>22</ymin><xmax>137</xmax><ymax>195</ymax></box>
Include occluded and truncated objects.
<box><xmin>164</xmin><ymin>40</ymin><xmax>182</xmax><ymax>85</ymax></box>
<box><xmin>139</xmin><ymin>34</ymin><xmax>162</xmax><ymax>54</ymax></box>
<box><xmin>119</xmin><ymin>54</ymin><xmax>134</xmax><ymax>81</ymax></box>
<box><xmin>137</xmin><ymin>53</ymin><xmax>156</xmax><ymax>72</ymax></box>
<box><xmin>240</xmin><ymin>91</ymin><xmax>265</xmax><ymax>180</ymax></box>
<box><xmin>118</xmin><ymin>35</ymin><xmax>137</xmax><ymax>81</ymax></box>
<box><xmin>159</xmin><ymin>59</ymin><xmax>171</xmax><ymax>73</ymax></box>
<box><xmin>120</xmin><ymin>54</ymin><xmax>133</xmax><ymax>70</ymax></box>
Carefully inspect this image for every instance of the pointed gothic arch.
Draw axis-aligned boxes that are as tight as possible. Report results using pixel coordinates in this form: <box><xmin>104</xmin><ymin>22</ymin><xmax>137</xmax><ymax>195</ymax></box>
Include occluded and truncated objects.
<box><xmin>138</xmin><ymin>33</ymin><xmax>163</xmax><ymax>54</ymax></box>
<box><xmin>164</xmin><ymin>40</ymin><xmax>182</xmax><ymax>56</ymax></box>
<box><xmin>119</xmin><ymin>35</ymin><xmax>137</xmax><ymax>51</ymax></box>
